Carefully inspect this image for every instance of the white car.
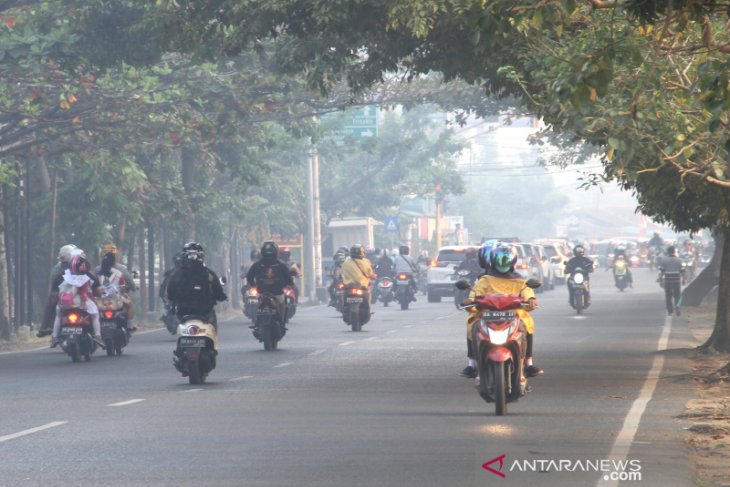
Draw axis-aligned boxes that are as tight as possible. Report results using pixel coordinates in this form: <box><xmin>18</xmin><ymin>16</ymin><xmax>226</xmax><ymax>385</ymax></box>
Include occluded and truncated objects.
<box><xmin>426</xmin><ymin>245</ymin><xmax>479</xmax><ymax>303</ymax></box>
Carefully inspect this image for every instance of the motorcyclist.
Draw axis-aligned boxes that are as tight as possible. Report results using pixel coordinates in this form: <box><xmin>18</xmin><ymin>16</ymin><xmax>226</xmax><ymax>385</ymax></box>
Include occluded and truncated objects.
<box><xmin>166</xmin><ymin>242</ymin><xmax>228</xmax><ymax>329</ymax></box>
<box><xmin>340</xmin><ymin>244</ymin><xmax>376</xmax><ymax>317</ymax></box>
<box><xmin>648</xmin><ymin>231</ymin><xmax>664</xmax><ymax>249</ymax></box>
<box><xmin>246</xmin><ymin>241</ymin><xmax>294</xmax><ymax>324</ymax></box>
<box><xmin>94</xmin><ymin>244</ymin><xmax>137</xmax><ymax>331</ymax></box>
<box><xmin>466</xmin><ymin>243</ymin><xmax>542</xmax><ymax>377</ymax></box>
<box><xmin>50</xmin><ymin>253</ymin><xmax>104</xmax><ymax>348</ymax></box>
<box><xmin>461</xmin><ymin>241</ymin><xmax>497</xmax><ymax>378</ymax></box>
<box><xmin>374</xmin><ymin>249</ymin><xmax>394</xmax><ymax>279</ymax></box>
<box><xmin>455</xmin><ymin>247</ymin><xmax>482</xmax><ymax>283</ymax></box>
<box><xmin>565</xmin><ymin>245</ymin><xmax>594</xmax><ymax>308</ymax></box>
<box><xmin>327</xmin><ymin>248</ymin><xmax>348</xmax><ymax>306</ymax></box>
<box><xmin>159</xmin><ymin>252</ymin><xmax>183</xmax><ymax>328</ymax></box>
<box><xmin>659</xmin><ymin>246</ymin><xmax>685</xmax><ymax>316</ymax></box>
<box><xmin>610</xmin><ymin>246</ymin><xmax>633</xmax><ymax>288</ymax></box>
<box><xmin>37</xmin><ymin>244</ymin><xmax>77</xmax><ymax>338</ymax></box>
<box><xmin>393</xmin><ymin>244</ymin><xmax>419</xmax><ymax>301</ymax></box>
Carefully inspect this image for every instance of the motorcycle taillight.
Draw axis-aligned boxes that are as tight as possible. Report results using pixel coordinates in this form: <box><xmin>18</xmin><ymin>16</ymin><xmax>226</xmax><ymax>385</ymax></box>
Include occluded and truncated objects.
<box><xmin>337</xmin><ymin>283</ymin><xmax>345</xmax><ymax>290</ymax></box>
<box><xmin>67</xmin><ymin>313</ymin><xmax>79</xmax><ymax>324</ymax></box>
<box><xmin>104</xmin><ymin>310</ymin><xmax>114</xmax><ymax>319</ymax></box>
<box><xmin>250</xmin><ymin>288</ymin><xmax>259</xmax><ymax>296</ymax></box>
<box><xmin>397</xmin><ymin>273</ymin><xmax>408</xmax><ymax>280</ymax></box>
<box><xmin>351</xmin><ymin>288</ymin><xmax>363</xmax><ymax>296</ymax></box>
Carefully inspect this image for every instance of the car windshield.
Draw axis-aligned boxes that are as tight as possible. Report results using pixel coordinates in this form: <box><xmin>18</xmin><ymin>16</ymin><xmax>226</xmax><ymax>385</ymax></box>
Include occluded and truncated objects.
<box><xmin>543</xmin><ymin>245</ymin><xmax>558</xmax><ymax>257</ymax></box>
<box><xmin>436</xmin><ymin>250</ymin><xmax>468</xmax><ymax>263</ymax></box>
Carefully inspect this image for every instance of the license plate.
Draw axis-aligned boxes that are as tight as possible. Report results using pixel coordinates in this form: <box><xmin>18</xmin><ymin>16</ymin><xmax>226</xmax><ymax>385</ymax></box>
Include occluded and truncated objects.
<box><xmin>61</xmin><ymin>327</ymin><xmax>83</xmax><ymax>335</ymax></box>
<box><xmin>481</xmin><ymin>311</ymin><xmax>516</xmax><ymax>322</ymax></box>
<box><xmin>346</xmin><ymin>297</ymin><xmax>363</xmax><ymax>303</ymax></box>
<box><xmin>102</xmin><ymin>322</ymin><xmax>115</xmax><ymax>329</ymax></box>
<box><xmin>396</xmin><ymin>280</ymin><xmax>409</xmax><ymax>285</ymax></box>
<box><xmin>179</xmin><ymin>337</ymin><xmax>206</xmax><ymax>347</ymax></box>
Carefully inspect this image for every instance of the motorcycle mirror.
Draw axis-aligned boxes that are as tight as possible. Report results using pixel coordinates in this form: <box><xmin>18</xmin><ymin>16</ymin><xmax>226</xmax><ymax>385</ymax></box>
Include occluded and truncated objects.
<box><xmin>454</xmin><ymin>279</ymin><xmax>471</xmax><ymax>290</ymax></box>
<box><xmin>525</xmin><ymin>278</ymin><xmax>542</xmax><ymax>289</ymax></box>
<box><xmin>220</xmin><ymin>276</ymin><xmax>228</xmax><ymax>285</ymax></box>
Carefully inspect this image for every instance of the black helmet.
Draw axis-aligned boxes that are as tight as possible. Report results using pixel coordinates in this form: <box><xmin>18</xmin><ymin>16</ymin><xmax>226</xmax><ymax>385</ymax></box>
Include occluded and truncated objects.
<box><xmin>100</xmin><ymin>251</ymin><xmax>116</xmax><ymax>275</ymax></box>
<box><xmin>350</xmin><ymin>244</ymin><xmax>365</xmax><ymax>259</ymax></box>
<box><xmin>667</xmin><ymin>245</ymin><xmax>677</xmax><ymax>256</ymax></box>
<box><xmin>182</xmin><ymin>241</ymin><xmax>204</xmax><ymax>263</ymax></box>
<box><xmin>250</xmin><ymin>249</ymin><xmax>261</xmax><ymax>261</ymax></box>
<box><xmin>399</xmin><ymin>245</ymin><xmax>410</xmax><ymax>256</ymax></box>
<box><xmin>478</xmin><ymin>240</ymin><xmax>498</xmax><ymax>270</ymax></box>
<box><xmin>573</xmin><ymin>245</ymin><xmax>585</xmax><ymax>257</ymax></box>
<box><xmin>261</xmin><ymin>241</ymin><xmax>278</xmax><ymax>260</ymax></box>
<box><xmin>489</xmin><ymin>243</ymin><xmax>518</xmax><ymax>274</ymax></box>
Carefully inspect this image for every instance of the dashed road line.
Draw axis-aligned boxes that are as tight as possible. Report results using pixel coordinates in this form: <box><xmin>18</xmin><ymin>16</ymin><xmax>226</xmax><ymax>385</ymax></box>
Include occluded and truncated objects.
<box><xmin>386</xmin><ymin>330</ymin><xmax>397</xmax><ymax>334</ymax></box>
<box><xmin>0</xmin><ymin>421</ymin><xmax>67</xmax><ymax>443</ymax></box>
<box><xmin>108</xmin><ymin>399</ymin><xmax>146</xmax><ymax>407</ymax></box>
<box><xmin>183</xmin><ymin>389</ymin><xmax>203</xmax><ymax>393</ymax></box>
<box><xmin>339</xmin><ymin>341</ymin><xmax>356</xmax><ymax>347</ymax></box>
<box><xmin>229</xmin><ymin>375</ymin><xmax>254</xmax><ymax>382</ymax></box>
<box><xmin>364</xmin><ymin>337</ymin><xmax>378</xmax><ymax>341</ymax></box>
<box><xmin>273</xmin><ymin>362</ymin><xmax>293</xmax><ymax>368</ymax></box>
<box><xmin>309</xmin><ymin>349</ymin><xmax>327</xmax><ymax>356</ymax></box>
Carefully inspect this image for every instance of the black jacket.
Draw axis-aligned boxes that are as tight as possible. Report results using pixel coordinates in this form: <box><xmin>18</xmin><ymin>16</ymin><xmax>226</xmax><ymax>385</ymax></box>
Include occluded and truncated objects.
<box><xmin>246</xmin><ymin>258</ymin><xmax>294</xmax><ymax>295</ymax></box>
<box><xmin>167</xmin><ymin>263</ymin><xmax>227</xmax><ymax>316</ymax></box>
<box><xmin>565</xmin><ymin>256</ymin><xmax>594</xmax><ymax>277</ymax></box>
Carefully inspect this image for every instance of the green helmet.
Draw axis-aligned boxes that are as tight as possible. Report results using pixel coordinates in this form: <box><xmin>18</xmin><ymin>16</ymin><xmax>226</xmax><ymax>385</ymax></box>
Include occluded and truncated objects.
<box><xmin>489</xmin><ymin>244</ymin><xmax>518</xmax><ymax>274</ymax></box>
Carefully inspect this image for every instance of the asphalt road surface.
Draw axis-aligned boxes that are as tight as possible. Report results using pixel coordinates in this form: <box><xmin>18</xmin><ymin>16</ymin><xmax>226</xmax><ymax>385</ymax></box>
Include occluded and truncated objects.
<box><xmin>0</xmin><ymin>267</ymin><xmax>699</xmax><ymax>486</ymax></box>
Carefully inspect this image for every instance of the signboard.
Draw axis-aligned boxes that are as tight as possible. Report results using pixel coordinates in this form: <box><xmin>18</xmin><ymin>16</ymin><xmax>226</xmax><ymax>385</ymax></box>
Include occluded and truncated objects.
<box><xmin>321</xmin><ymin>106</ymin><xmax>378</xmax><ymax>142</ymax></box>
<box><xmin>384</xmin><ymin>215</ymin><xmax>399</xmax><ymax>234</ymax></box>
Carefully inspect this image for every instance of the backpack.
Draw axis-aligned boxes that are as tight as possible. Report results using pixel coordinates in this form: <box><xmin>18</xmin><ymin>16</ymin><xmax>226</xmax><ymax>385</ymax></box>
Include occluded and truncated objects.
<box><xmin>174</xmin><ymin>268</ymin><xmax>215</xmax><ymax>312</ymax></box>
<box><xmin>58</xmin><ymin>281</ymin><xmax>84</xmax><ymax>309</ymax></box>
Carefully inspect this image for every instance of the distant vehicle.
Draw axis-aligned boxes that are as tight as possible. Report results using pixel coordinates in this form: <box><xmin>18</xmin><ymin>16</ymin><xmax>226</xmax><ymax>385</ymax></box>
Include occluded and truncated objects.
<box><xmin>513</xmin><ymin>243</ymin><xmax>544</xmax><ymax>291</ymax></box>
<box><xmin>534</xmin><ymin>239</ymin><xmax>571</xmax><ymax>284</ymax></box>
<box><xmin>426</xmin><ymin>245</ymin><xmax>479</xmax><ymax>303</ymax></box>
<box><xmin>533</xmin><ymin>244</ymin><xmax>555</xmax><ymax>290</ymax></box>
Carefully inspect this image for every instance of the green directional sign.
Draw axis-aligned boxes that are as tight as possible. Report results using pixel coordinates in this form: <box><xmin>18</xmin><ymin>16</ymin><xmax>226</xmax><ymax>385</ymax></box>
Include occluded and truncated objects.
<box><xmin>321</xmin><ymin>106</ymin><xmax>378</xmax><ymax>142</ymax></box>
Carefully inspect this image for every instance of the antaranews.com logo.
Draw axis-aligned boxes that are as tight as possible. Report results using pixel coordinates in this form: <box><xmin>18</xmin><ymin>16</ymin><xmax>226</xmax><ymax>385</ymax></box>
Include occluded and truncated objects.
<box><xmin>482</xmin><ymin>454</ymin><xmax>642</xmax><ymax>481</ymax></box>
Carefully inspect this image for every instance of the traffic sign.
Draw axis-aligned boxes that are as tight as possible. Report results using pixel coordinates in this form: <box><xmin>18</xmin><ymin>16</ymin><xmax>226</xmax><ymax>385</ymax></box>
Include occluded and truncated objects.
<box><xmin>321</xmin><ymin>106</ymin><xmax>378</xmax><ymax>142</ymax></box>
<box><xmin>384</xmin><ymin>215</ymin><xmax>399</xmax><ymax>234</ymax></box>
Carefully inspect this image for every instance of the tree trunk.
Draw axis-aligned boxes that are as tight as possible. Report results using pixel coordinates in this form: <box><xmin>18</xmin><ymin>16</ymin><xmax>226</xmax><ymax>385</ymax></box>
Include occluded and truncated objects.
<box><xmin>701</xmin><ymin>225</ymin><xmax>730</xmax><ymax>353</ymax></box>
<box><xmin>0</xmin><ymin>193</ymin><xmax>10</xmax><ymax>341</ymax></box>
<box><xmin>682</xmin><ymin>229</ymin><xmax>722</xmax><ymax>306</ymax></box>
<box><xmin>180</xmin><ymin>146</ymin><xmax>196</xmax><ymax>241</ymax></box>
<box><xmin>147</xmin><ymin>224</ymin><xmax>155</xmax><ymax>312</ymax></box>
<box><xmin>137</xmin><ymin>227</ymin><xmax>148</xmax><ymax>318</ymax></box>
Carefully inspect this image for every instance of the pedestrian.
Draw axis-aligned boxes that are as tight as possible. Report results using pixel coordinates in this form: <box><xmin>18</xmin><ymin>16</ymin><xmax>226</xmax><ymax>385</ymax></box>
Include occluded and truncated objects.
<box><xmin>659</xmin><ymin>246</ymin><xmax>685</xmax><ymax>316</ymax></box>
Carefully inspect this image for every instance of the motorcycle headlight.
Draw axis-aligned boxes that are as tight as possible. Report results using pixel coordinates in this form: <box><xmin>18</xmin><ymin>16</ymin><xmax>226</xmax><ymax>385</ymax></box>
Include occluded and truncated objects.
<box><xmin>573</xmin><ymin>273</ymin><xmax>584</xmax><ymax>284</ymax></box>
<box><xmin>480</xmin><ymin>322</ymin><xmax>515</xmax><ymax>345</ymax></box>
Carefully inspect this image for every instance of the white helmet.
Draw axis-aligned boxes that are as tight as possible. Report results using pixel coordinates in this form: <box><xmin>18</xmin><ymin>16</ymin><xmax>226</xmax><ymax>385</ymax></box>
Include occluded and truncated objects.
<box><xmin>57</xmin><ymin>244</ymin><xmax>77</xmax><ymax>263</ymax></box>
<box><xmin>70</xmin><ymin>247</ymin><xmax>87</xmax><ymax>259</ymax></box>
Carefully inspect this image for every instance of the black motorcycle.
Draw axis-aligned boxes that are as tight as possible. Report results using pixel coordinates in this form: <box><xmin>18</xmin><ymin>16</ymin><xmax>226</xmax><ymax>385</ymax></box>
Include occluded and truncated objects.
<box><xmin>394</xmin><ymin>272</ymin><xmax>414</xmax><ymax>310</ymax></box>
<box><xmin>252</xmin><ymin>291</ymin><xmax>287</xmax><ymax>350</ymax></box>
<box><xmin>58</xmin><ymin>308</ymin><xmax>98</xmax><ymax>363</ymax></box>
<box><xmin>96</xmin><ymin>285</ymin><xmax>130</xmax><ymax>356</ymax></box>
<box><xmin>343</xmin><ymin>285</ymin><xmax>370</xmax><ymax>331</ymax></box>
<box><xmin>568</xmin><ymin>267</ymin><xmax>590</xmax><ymax>314</ymax></box>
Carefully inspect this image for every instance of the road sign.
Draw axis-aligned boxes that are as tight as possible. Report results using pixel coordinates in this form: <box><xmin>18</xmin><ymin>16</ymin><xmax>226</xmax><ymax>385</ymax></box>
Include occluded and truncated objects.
<box><xmin>384</xmin><ymin>215</ymin><xmax>399</xmax><ymax>234</ymax></box>
<box><xmin>321</xmin><ymin>106</ymin><xmax>378</xmax><ymax>142</ymax></box>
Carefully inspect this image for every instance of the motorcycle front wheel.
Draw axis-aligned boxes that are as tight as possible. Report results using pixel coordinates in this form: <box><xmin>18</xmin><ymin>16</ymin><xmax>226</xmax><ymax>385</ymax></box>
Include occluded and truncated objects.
<box><xmin>575</xmin><ymin>294</ymin><xmax>584</xmax><ymax>314</ymax></box>
<box><xmin>491</xmin><ymin>361</ymin><xmax>507</xmax><ymax>416</ymax></box>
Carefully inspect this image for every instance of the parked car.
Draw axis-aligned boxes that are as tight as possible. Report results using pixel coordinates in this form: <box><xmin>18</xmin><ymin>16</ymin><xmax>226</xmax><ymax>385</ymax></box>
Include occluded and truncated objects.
<box><xmin>426</xmin><ymin>245</ymin><xmax>479</xmax><ymax>303</ymax></box>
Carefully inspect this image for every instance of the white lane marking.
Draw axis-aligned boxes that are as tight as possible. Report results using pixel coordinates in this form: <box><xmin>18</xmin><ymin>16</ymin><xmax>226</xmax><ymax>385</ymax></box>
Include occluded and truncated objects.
<box><xmin>339</xmin><ymin>341</ymin><xmax>356</xmax><ymax>347</ymax></box>
<box><xmin>404</xmin><ymin>325</ymin><xmax>414</xmax><ymax>329</ymax></box>
<box><xmin>108</xmin><ymin>399</ymin><xmax>146</xmax><ymax>407</ymax></box>
<box><xmin>184</xmin><ymin>389</ymin><xmax>203</xmax><ymax>393</ymax></box>
<box><xmin>386</xmin><ymin>330</ymin><xmax>397</xmax><ymax>334</ymax></box>
<box><xmin>595</xmin><ymin>315</ymin><xmax>672</xmax><ymax>487</ymax></box>
<box><xmin>0</xmin><ymin>346</ymin><xmax>49</xmax><ymax>356</ymax></box>
<box><xmin>434</xmin><ymin>311</ymin><xmax>460</xmax><ymax>320</ymax></box>
<box><xmin>364</xmin><ymin>337</ymin><xmax>378</xmax><ymax>341</ymax></box>
<box><xmin>273</xmin><ymin>362</ymin><xmax>292</xmax><ymax>368</ymax></box>
<box><xmin>309</xmin><ymin>349</ymin><xmax>327</xmax><ymax>356</ymax></box>
<box><xmin>229</xmin><ymin>375</ymin><xmax>254</xmax><ymax>382</ymax></box>
<box><xmin>0</xmin><ymin>421</ymin><xmax>67</xmax><ymax>443</ymax></box>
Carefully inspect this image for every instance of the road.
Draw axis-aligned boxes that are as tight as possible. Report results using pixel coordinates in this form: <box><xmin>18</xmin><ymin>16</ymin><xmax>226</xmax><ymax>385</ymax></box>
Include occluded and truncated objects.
<box><xmin>0</xmin><ymin>267</ymin><xmax>698</xmax><ymax>486</ymax></box>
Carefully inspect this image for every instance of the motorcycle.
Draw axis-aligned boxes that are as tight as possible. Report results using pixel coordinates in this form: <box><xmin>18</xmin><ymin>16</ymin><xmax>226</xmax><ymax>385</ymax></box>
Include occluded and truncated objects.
<box><xmin>242</xmin><ymin>285</ymin><xmax>259</xmax><ymax>323</ymax></box>
<box><xmin>252</xmin><ymin>291</ymin><xmax>287</xmax><ymax>350</ymax></box>
<box><xmin>333</xmin><ymin>277</ymin><xmax>346</xmax><ymax>313</ymax></box>
<box><xmin>284</xmin><ymin>285</ymin><xmax>297</xmax><ymax>322</ymax></box>
<box><xmin>96</xmin><ymin>283</ymin><xmax>129</xmax><ymax>356</ymax></box>
<box><xmin>377</xmin><ymin>276</ymin><xmax>394</xmax><ymax>307</ymax></box>
<box><xmin>568</xmin><ymin>267</ymin><xmax>590</xmax><ymax>314</ymax></box>
<box><xmin>395</xmin><ymin>272</ymin><xmax>414</xmax><ymax>310</ymax></box>
<box><xmin>58</xmin><ymin>308</ymin><xmax>98</xmax><ymax>363</ymax></box>
<box><xmin>173</xmin><ymin>315</ymin><xmax>218</xmax><ymax>384</ymax></box>
<box><xmin>343</xmin><ymin>285</ymin><xmax>370</xmax><ymax>332</ymax></box>
<box><xmin>612</xmin><ymin>259</ymin><xmax>629</xmax><ymax>291</ymax></box>
<box><xmin>681</xmin><ymin>251</ymin><xmax>696</xmax><ymax>281</ymax></box>
<box><xmin>456</xmin><ymin>278</ymin><xmax>541</xmax><ymax>416</ymax></box>
<box><xmin>453</xmin><ymin>269</ymin><xmax>472</xmax><ymax>309</ymax></box>
<box><xmin>160</xmin><ymin>303</ymin><xmax>178</xmax><ymax>334</ymax></box>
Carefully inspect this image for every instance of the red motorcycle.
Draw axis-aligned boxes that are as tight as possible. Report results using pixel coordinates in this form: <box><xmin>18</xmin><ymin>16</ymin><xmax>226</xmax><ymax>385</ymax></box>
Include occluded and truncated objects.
<box><xmin>456</xmin><ymin>278</ymin><xmax>541</xmax><ymax>416</ymax></box>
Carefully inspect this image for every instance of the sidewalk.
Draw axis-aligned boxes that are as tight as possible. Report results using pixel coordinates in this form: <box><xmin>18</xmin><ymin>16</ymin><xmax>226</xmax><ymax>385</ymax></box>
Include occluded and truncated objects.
<box><xmin>682</xmin><ymin>305</ymin><xmax>730</xmax><ymax>487</ymax></box>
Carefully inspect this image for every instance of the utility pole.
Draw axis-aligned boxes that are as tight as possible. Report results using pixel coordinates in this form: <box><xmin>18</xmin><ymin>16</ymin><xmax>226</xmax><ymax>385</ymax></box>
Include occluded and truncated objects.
<box><xmin>305</xmin><ymin>145</ymin><xmax>316</xmax><ymax>302</ymax></box>
<box><xmin>312</xmin><ymin>147</ymin><xmax>323</xmax><ymax>295</ymax></box>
